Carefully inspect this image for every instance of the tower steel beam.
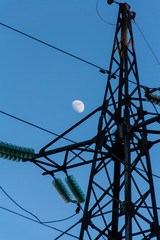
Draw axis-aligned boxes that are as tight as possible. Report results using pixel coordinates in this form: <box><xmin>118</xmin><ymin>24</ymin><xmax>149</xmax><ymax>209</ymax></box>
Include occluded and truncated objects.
<box><xmin>24</xmin><ymin>3</ymin><xmax>160</xmax><ymax>239</ymax></box>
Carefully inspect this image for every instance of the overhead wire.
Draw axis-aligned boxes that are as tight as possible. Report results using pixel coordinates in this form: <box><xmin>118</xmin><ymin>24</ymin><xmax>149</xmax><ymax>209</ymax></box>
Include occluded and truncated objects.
<box><xmin>0</xmin><ymin>19</ymin><xmax>158</xmax><ymax>95</ymax></box>
<box><xmin>0</xmin><ymin>7</ymin><xmax>160</xmax><ymax>198</ymax></box>
<box><xmin>96</xmin><ymin>0</ymin><xmax>115</xmax><ymax>26</ymax></box>
<box><xmin>133</xmin><ymin>166</ymin><xmax>160</xmax><ymax>180</ymax></box>
<box><xmin>0</xmin><ymin>185</ymin><xmax>41</xmax><ymax>223</ymax></box>
<box><xmin>4</xmin><ymin>199</ymin><xmax>159</xmax><ymax>234</ymax></box>
<box><xmin>0</xmin><ymin>110</ymin><xmax>76</xmax><ymax>144</ymax></box>
<box><xmin>134</xmin><ymin>20</ymin><xmax>160</xmax><ymax>66</ymax></box>
<box><xmin>0</xmin><ymin>22</ymin><xmax>108</xmax><ymax>73</ymax></box>
<box><xmin>1</xmin><ymin>109</ymin><xmax>160</xmax><ymax>201</ymax></box>
<box><xmin>149</xmin><ymin>101</ymin><xmax>159</xmax><ymax>115</ymax></box>
<box><xmin>95</xmin><ymin>0</ymin><xmax>160</xmax><ymax>96</ymax></box>
<box><xmin>0</xmin><ymin>185</ymin><xmax>79</xmax><ymax>224</ymax></box>
<box><xmin>95</xmin><ymin>0</ymin><xmax>160</xmax><ymax>80</ymax></box>
<box><xmin>0</xmin><ymin>6</ymin><xmax>160</xmax><ymax>239</ymax></box>
<box><xmin>1</xmin><ymin>113</ymin><xmax>160</xmax><ymax>237</ymax></box>
<box><xmin>96</xmin><ymin>1</ymin><xmax>160</xmax><ymax>116</ymax></box>
<box><xmin>41</xmin><ymin>213</ymin><xmax>77</xmax><ymax>224</ymax></box>
<box><xmin>1</xmin><ymin>109</ymin><xmax>160</xmax><ymax>181</ymax></box>
<box><xmin>0</xmin><ymin>206</ymin><xmax>79</xmax><ymax>239</ymax></box>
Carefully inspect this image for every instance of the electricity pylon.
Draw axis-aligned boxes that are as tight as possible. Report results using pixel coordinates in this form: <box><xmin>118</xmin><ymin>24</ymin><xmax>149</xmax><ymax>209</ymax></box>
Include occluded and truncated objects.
<box><xmin>24</xmin><ymin>2</ymin><xmax>160</xmax><ymax>239</ymax></box>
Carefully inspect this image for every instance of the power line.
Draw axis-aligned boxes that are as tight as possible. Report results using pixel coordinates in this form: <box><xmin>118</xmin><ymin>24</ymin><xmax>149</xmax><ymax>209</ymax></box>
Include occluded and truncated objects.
<box><xmin>0</xmin><ymin>185</ymin><xmax>79</xmax><ymax>224</ymax></box>
<box><xmin>1</xmin><ymin>109</ymin><xmax>160</xmax><ymax>181</ymax></box>
<box><xmin>0</xmin><ymin>110</ymin><xmax>76</xmax><ymax>144</ymax></box>
<box><xmin>134</xmin><ymin>20</ymin><xmax>160</xmax><ymax>66</ymax></box>
<box><xmin>0</xmin><ymin>22</ymin><xmax>108</xmax><ymax>73</ymax></box>
<box><xmin>134</xmin><ymin>166</ymin><xmax>160</xmax><ymax>180</ymax></box>
<box><xmin>42</xmin><ymin>213</ymin><xmax>77</xmax><ymax>224</ymax></box>
<box><xmin>0</xmin><ymin>6</ymin><xmax>159</xmax><ymax>240</ymax></box>
<box><xmin>0</xmin><ymin>185</ymin><xmax>41</xmax><ymax>223</ymax></box>
<box><xmin>96</xmin><ymin>0</ymin><xmax>115</xmax><ymax>26</ymax></box>
<box><xmin>0</xmin><ymin>206</ymin><xmax>79</xmax><ymax>239</ymax></box>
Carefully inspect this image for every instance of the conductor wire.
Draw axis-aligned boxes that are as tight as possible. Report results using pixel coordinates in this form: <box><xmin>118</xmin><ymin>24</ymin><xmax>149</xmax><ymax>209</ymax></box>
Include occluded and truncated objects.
<box><xmin>1</xmin><ymin>109</ymin><xmax>160</xmax><ymax>181</ymax></box>
<box><xmin>0</xmin><ymin>185</ymin><xmax>41</xmax><ymax>223</ymax></box>
<box><xmin>96</xmin><ymin>0</ymin><xmax>115</xmax><ymax>26</ymax></box>
<box><xmin>0</xmin><ymin>22</ymin><xmax>107</xmax><ymax>73</ymax></box>
<box><xmin>134</xmin><ymin>20</ymin><xmax>160</xmax><ymax>66</ymax></box>
<box><xmin>0</xmin><ymin>206</ymin><xmax>79</xmax><ymax>239</ymax></box>
<box><xmin>0</xmin><ymin>110</ymin><xmax>76</xmax><ymax>144</ymax></box>
<box><xmin>0</xmin><ymin>185</ymin><xmax>80</xmax><ymax>224</ymax></box>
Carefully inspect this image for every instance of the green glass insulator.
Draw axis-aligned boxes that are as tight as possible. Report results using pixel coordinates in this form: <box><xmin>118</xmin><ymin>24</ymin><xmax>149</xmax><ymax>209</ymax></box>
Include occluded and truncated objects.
<box><xmin>0</xmin><ymin>141</ymin><xmax>5</xmax><ymax>152</ymax></box>
<box><xmin>0</xmin><ymin>141</ymin><xmax>35</xmax><ymax>162</ymax></box>
<box><xmin>27</xmin><ymin>148</ymin><xmax>35</xmax><ymax>159</ymax></box>
<box><xmin>52</xmin><ymin>178</ymin><xmax>72</xmax><ymax>203</ymax></box>
<box><xmin>22</xmin><ymin>148</ymin><xmax>28</xmax><ymax>159</ymax></box>
<box><xmin>17</xmin><ymin>147</ymin><xmax>23</xmax><ymax>158</ymax></box>
<box><xmin>12</xmin><ymin>145</ymin><xmax>20</xmax><ymax>161</ymax></box>
<box><xmin>1</xmin><ymin>153</ymin><xmax>9</xmax><ymax>159</ymax></box>
<box><xmin>3</xmin><ymin>143</ymin><xmax>10</xmax><ymax>154</ymax></box>
<box><xmin>65</xmin><ymin>175</ymin><xmax>85</xmax><ymax>203</ymax></box>
<box><xmin>7</xmin><ymin>144</ymin><xmax>15</xmax><ymax>160</ymax></box>
<box><xmin>0</xmin><ymin>142</ymin><xmax>6</xmax><ymax>157</ymax></box>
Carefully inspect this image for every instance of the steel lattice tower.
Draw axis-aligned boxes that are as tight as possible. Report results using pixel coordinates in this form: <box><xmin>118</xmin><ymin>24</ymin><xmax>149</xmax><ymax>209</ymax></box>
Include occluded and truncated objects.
<box><xmin>25</xmin><ymin>2</ymin><xmax>160</xmax><ymax>239</ymax></box>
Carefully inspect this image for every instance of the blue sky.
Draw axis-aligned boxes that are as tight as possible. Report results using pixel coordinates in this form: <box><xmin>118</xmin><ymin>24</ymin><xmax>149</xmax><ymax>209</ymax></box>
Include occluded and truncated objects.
<box><xmin>0</xmin><ymin>0</ymin><xmax>160</xmax><ymax>239</ymax></box>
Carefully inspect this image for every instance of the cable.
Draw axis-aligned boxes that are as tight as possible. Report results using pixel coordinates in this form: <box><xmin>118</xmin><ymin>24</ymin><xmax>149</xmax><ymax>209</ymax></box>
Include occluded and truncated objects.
<box><xmin>134</xmin><ymin>21</ymin><xmax>160</xmax><ymax>66</ymax></box>
<box><xmin>0</xmin><ymin>185</ymin><xmax>41</xmax><ymax>223</ymax></box>
<box><xmin>1</xmin><ymin>109</ymin><xmax>160</xmax><ymax>181</ymax></box>
<box><xmin>96</xmin><ymin>0</ymin><xmax>115</xmax><ymax>26</ymax></box>
<box><xmin>42</xmin><ymin>213</ymin><xmax>77</xmax><ymax>224</ymax></box>
<box><xmin>0</xmin><ymin>110</ymin><xmax>76</xmax><ymax>144</ymax></box>
<box><xmin>150</xmin><ymin>101</ymin><xmax>159</xmax><ymax>115</ymax></box>
<box><xmin>134</xmin><ymin>166</ymin><xmax>160</xmax><ymax>180</ymax></box>
<box><xmin>0</xmin><ymin>206</ymin><xmax>79</xmax><ymax>239</ymax></box>
<box><xmin>0</xmin><ymin>185</ymin><xmax>79</xmax><ymax>224</ymax></box>
<box><xmin>0</xmin><ymin>22</ymin><xmax>108</xmax><ymax>73</ymax></box>
<box><xmin>135</xmin><ymin>205</ymin><xmax>160</xmax><ymax>210</ymax></box>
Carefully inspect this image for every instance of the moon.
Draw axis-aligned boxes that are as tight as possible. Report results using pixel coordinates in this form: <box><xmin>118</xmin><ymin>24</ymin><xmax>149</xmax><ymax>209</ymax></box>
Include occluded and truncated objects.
<box><xmin>72</xmin><ymin>100</ymin><xmax>85</xmax><ymax>113</ymax></box>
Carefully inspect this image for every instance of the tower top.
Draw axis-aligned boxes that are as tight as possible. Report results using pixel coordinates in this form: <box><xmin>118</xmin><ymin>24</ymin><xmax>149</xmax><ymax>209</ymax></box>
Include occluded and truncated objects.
<box><xmin>107</xmin><ymin>1</ymin><xmax>136</xmax><ymax>20</ymax></box>
<box><xmin>107</xmin><ymin>0</ymin><xmax>114</xmax><ymax>4</ymax></box>
<box><xmin>107</xmin><ymin>1</ymin><xmax>130</xmax><ymax>7</ymax></box>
